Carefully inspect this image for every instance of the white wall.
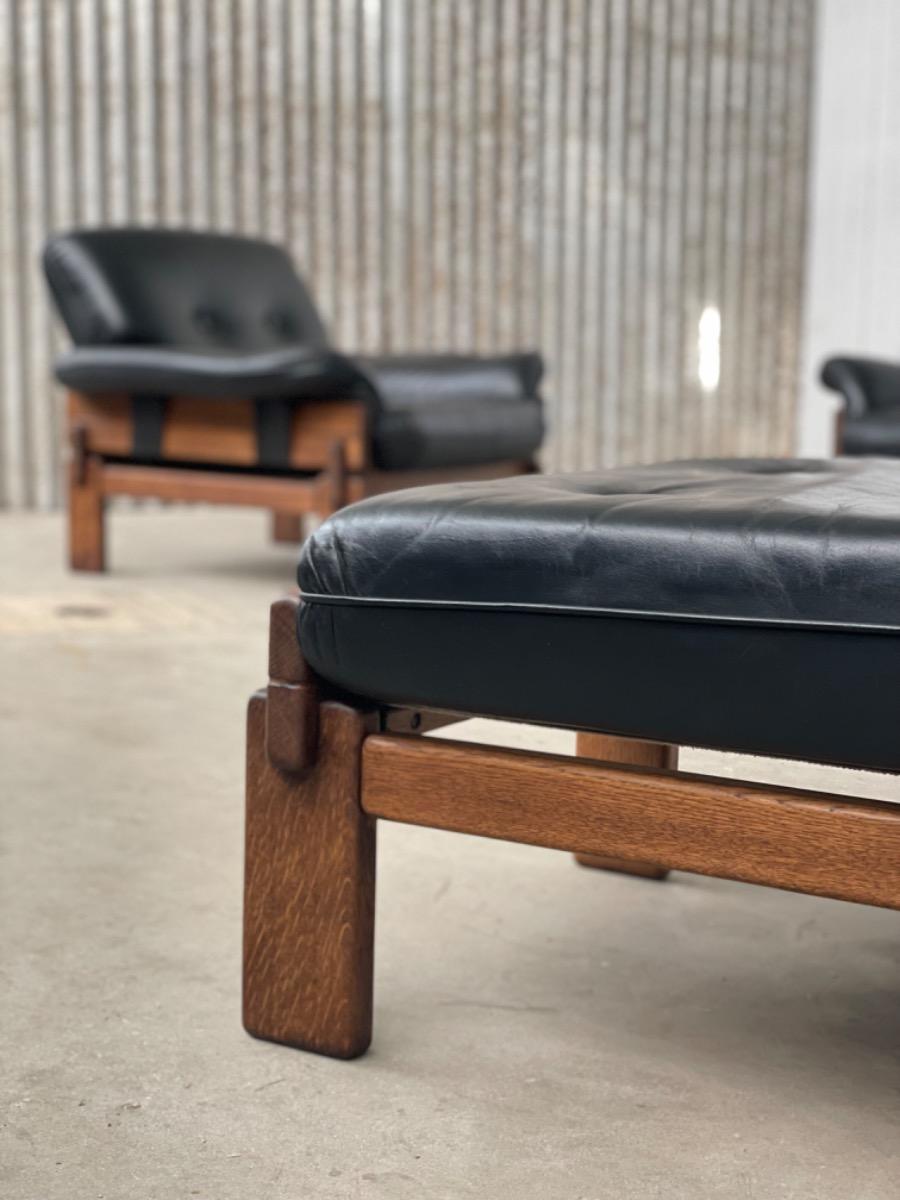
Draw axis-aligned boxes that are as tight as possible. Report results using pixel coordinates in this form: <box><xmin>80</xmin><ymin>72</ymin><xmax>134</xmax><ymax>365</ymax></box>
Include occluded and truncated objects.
<box><xmin>800</xmin><ymin>0</ymin><xmax>900</xmax><ymax>454</ymax></box>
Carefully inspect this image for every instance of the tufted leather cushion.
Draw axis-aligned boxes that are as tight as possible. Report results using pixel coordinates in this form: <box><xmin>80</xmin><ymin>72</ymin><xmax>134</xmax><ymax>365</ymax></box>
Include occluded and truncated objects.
<box><xmin>297</xmin><ymin>458</ymin><xmax>900</xmax><ymax>769</ymax></box>
<box><xmin>43</xmin><ymin>228</ymin><xmax>329</xmax><ymax>350</ymax></box>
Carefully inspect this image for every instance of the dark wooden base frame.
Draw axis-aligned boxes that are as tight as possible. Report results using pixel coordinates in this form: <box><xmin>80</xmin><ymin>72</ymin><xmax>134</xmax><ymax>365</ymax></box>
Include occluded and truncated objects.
<box><xmin>244</xmin><ymin>598</ymin><xmax>900</xmax><ymax>1059</ymax></box>
<box><xmin>66</xmin><ymin>390</ymin><xmax>534</xmax><ymax>571</ymax></box>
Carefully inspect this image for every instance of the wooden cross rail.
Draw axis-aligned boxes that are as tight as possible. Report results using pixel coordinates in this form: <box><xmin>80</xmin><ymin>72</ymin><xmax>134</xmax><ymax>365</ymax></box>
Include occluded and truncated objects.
<box><xmin>361</xmin><ymin>733</ymin><xmax>900</xmax><ymax>911</ymax></box>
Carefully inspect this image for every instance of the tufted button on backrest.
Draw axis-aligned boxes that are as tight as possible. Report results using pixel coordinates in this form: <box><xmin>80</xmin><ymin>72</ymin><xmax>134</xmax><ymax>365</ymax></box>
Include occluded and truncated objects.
<box><xmin>43</xmin><ymin>227</ymin><xmax>330</xmax><ymax>351</ymax></box>
<box><xmin>192</xmin><ymin>305</ymin><xmax>235</xmax><ymax>343</ymax></box>
<box><xmin>265</xmin><ymin>308</ymin><xmax>302</xmax><ymax>341</ymax></box>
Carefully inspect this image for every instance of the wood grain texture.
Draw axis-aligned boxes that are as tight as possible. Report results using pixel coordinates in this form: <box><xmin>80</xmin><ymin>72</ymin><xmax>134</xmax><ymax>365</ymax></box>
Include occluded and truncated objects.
<box><xmin>244</xmin><ymin>694</ymin><xmax>376</xmax><ymax>1058</ymax></box>
<box><xmin>266</xmin><ymin>598</ymin><xmax>318</xmax><ymax>773</ymax></box>
<box><xmin>268</xmin><ymin>597</ymin><xmax>309</xmax><ymax>684</ymax></box>
<box><xmin>575</xmin><ymin>733</ymin><xmax>678</xmax><ymax>771</ymax></box>
<box><xmin>68</xmin><ymin>452</ymin><xmax>105</xmax><ymax>573</ymax></box>
<box><xmin>266</xmin><ymin>683</ymin><xmax>319</xmax><ymax>774</ymax></box>
<box><xmin>574</xmin><ymin>733</ymin><xmax>677</xmax><ymax>879</ymax></box>
<box><xmin>361</xmin><ymin>735</ymin><xmax>900</xmax><ymax>911</ymax></box>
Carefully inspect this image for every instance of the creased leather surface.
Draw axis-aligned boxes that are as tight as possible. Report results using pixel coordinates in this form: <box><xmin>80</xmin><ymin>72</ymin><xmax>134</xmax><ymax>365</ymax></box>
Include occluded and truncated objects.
<box><xmin>299</xmin><ymin>458</ymin><xmax>900</xmax><ymax>630</ymax></box>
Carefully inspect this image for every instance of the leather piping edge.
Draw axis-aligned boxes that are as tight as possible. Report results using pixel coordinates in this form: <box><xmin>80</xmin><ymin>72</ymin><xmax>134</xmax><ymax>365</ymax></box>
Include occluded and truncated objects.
<box><xmin>296</xmin><ymin>591</ymin><xmax>900</xmax><ymax>635</ymax></box>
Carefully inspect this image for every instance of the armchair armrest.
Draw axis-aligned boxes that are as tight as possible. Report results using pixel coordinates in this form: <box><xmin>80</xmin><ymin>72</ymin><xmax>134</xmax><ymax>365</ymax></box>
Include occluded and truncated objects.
<box><xmin>821</xmin><ymin>355</ymin><xmax>900</xmax><ymax>417</ymax></box>
<box><xmin>54</xmin><ymin>344</ymin><xmax>362</xmax><ymax>400</ymax></box>
<box><xmin>354</xmin><ymin>352</ymin><xmax>544</xmax><ymax>410</ymax></box>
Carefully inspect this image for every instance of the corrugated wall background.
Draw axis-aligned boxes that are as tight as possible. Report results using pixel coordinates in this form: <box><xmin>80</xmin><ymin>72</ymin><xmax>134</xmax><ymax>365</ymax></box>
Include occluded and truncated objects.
<box><xmin>0</xmin><ymin>0</ymin><xmax>815</xmax><ymax>510</ymax></box>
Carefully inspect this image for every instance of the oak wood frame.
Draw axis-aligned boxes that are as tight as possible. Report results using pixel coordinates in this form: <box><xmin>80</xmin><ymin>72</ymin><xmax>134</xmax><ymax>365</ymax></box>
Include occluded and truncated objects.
<box><xmin>244</xmin><ymin>597</ymin><xmax>900</xmax><ymax>1059</ymax></box>
<box><xmin>66</xmin><ymin>390</ymin><xmax>535</xmax><ymax>571</ymax></box>
<box><xmin>833</xmin><ymin>398</ymin><xmax>846</xmax><ymax>456</ymax></box>
<box><xmin>573</xmin><ymin>732</ymin><xmax>676</xmax><ymax>879</ymax></box>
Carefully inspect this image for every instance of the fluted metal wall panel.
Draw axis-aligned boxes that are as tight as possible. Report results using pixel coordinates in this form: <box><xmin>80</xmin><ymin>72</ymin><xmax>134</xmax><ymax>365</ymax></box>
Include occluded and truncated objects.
<box><xmin>0</xmin><ymin>0</ymin><xmax>814</xmax><ymax>510</ymax></box>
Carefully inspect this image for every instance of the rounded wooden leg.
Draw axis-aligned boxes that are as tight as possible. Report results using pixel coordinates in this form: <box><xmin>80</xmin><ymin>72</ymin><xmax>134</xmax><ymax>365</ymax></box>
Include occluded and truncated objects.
<box><xmin>573</xmin><ymin>733</ymin><xmax>677</xmax><ymax>880</ymax></box>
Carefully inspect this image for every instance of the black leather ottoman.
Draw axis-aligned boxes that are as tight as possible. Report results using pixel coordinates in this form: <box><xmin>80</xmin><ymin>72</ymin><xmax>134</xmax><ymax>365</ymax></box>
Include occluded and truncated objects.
<box><xmin>244</xmin><ymin>458</ymin><xmax>900</xmax><ymax>1059</ymax></box>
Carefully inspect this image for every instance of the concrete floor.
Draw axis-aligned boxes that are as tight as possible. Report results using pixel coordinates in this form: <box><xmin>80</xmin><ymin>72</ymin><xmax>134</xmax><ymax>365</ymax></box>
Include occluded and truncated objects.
<box><xmin>1</xmin><ymin>508</ymin><xmax>899</xmax><ymax>1200</ymax></box>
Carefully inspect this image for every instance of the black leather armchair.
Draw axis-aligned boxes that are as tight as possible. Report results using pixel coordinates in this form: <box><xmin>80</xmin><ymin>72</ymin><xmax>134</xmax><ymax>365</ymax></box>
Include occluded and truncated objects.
<box><xmin>821</xmin><ymin>355</ymin><xmax>900</xmax><ymax>456</ymax></box>
<box><xmin>43</xmin><ymin>227</ymin><xmax>544</xmax><ymax>571</ymax></box>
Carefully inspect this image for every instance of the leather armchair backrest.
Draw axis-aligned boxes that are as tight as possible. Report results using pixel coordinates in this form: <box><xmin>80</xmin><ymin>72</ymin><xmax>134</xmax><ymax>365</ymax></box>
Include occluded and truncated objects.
<box><xmin>821</xmin><ymin>355</ymin><xmax>900</xmax><ymax>414</ymax></box>
<box><xmin>43</xmin><ymin>227</ymin><xmax>330</xmax><ymax>351</ymax></box>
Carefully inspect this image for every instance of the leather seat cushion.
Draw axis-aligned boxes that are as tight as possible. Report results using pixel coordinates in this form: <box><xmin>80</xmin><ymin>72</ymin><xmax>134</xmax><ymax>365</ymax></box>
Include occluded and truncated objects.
<box><xmin>52</xmin><ymin>344</ymin><xmax>361</xmax><ymax>399</ymax></box>
<box><xmin>297</xmin><ymin>458</ymin><xmax>900</xmax><ymax>769</ymax></box>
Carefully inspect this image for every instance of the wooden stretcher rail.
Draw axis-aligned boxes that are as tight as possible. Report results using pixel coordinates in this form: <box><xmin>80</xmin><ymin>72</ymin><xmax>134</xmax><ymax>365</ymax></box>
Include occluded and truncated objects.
<box><xmin>101</xmin><ymin>462</ymin><xmax>321</xmax><ymax>512</ymax></box>
<box><xmin>360</xmin><ymin>734</ymin><xmax>900</xmax><ymax>911</ymax></box>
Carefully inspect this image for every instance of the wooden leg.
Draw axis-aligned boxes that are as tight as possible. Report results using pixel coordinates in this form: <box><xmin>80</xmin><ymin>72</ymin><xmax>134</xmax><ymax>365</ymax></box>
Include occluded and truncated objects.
<box><xmin>271</xmin><ymin>512</ymin><xmax>304</xmax><ymax>544</ymax></box>
<box><xmin>833</xmin><ymin>402</ymin><xmax>846</xmax><ymax>456</ymax></box>
<box><xmin>243</xmin><ymin>692</ymin><xmax>376</xmax><ymax>1058</ymax></box>
<box><xmin>575</xmin><ymin>854</ymin><xmax>670</xmax><ymax>880</ymax></box>
<box><xmin>324</xmin><ymin>438</ymin><xmax>348</xmax><ymax>513</ymax></box>
<box><xmin>573</xmin><ymin>733</ymin><xmax>677</xmax><ymax>880</ymax></box>
<box><xmin>69</xmin><ymin>452</ymin><xmax>106</xmax><ymax>572</ymax></box>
